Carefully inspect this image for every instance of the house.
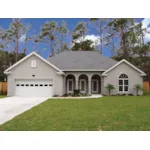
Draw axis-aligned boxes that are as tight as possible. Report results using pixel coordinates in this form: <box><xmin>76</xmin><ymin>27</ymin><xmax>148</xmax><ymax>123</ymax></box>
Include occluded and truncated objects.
<box><xmin>4</xmin><ymin>51</ymin><xmax>146</xmax><ymax>97</ymax></box>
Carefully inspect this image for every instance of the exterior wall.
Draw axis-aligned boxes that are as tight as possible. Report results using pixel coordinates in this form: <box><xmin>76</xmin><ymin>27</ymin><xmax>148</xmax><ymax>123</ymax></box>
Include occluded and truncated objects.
<box><xmin>64</xmin><ymin>71</ymin><xmax>104</xmax><ymax>94</ymax></box>
<box><xmin>7</xmin><ymin>55</ymin><xmax>63</xmax><ymax>96</ymax></box>
<box><xmin>103</xmin><ymin>62</ymin><xmax>143</xmax><ymax>95</ymax></box>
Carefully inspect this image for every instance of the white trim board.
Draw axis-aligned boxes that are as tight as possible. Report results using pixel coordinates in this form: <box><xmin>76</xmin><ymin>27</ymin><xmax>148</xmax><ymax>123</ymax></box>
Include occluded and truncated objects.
<box><xmin>62</xmin><ymin>69</ymin><xmax>106</xmax><ymax>71</ymax></box>
<box><xmin>102</xmin><ymin>59</ymin><xmax>146</xmax><ymax>76</ymax></box>
<box><xmin>4</xmin><ymin>52</ymin><xmax>64</xmax><ymax>74</ymax></box>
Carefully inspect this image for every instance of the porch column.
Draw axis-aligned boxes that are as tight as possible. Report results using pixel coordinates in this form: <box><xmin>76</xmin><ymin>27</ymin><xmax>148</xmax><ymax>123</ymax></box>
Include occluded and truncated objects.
<box><xmin>101</xmin><ymin>77</ymin><xmax>104</xmax><ymax>94</ymax></box>
<box><xmin>75</xmin><ymin>80</ymin><xmax>79</xmax><ymax>90</ymax></box>
<box><xmin>88</xmin><ymin>79</ymin><xmax>91</xmax><ymax>95</ymax></box>
<box><xmin>63</xmin><ymin>76</ymin><xmax>66</xmax><ymax>94</ymax></box>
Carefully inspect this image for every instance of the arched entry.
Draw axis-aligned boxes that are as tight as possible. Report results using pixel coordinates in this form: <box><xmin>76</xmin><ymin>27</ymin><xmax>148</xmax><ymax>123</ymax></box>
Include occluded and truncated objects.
<box><xmin>66</xmin><ymin>74</ymin><xmax>75</xmax><ymax>94</ymax></box>
<box><xmin>78</xmin><ymin>74</ymin><xmax>88</xmax><ymax>93</ymax></box>
<box><xmin>91</xmin><ymin>74</ymin><xmax>101</xmax><ymax>94</ymax></box>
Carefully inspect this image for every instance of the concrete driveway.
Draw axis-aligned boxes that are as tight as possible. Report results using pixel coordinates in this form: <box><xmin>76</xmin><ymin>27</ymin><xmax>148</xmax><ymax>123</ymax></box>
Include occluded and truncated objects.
<box><xmin>0</xmin><ymin>96</ymin><xmax>49</xmax><ymax>125</ymax></box>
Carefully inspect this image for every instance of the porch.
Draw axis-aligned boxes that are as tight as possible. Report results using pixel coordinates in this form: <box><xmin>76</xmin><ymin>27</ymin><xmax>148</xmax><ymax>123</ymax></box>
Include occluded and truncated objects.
<box><xmin>64</xmin><ymin>73</ymin><xmax>102</xmax><ymax>95</ymax></box>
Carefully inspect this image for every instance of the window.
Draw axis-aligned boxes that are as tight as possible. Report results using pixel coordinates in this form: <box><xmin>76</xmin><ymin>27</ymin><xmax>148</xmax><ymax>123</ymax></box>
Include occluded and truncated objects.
<box><xmin>67</xmin><ymin>79</ymin><xmax>74</xmax><ymax>93</ymax></box>
<box><xmin>49</xmin><ymin>84</ymin><xmax>52</xmax><ymax>86</ymax></box>
<box><xmin>35</xmin><ymin>84</ymin><xmax>38</xmax><ymax>86</ymax></box>
<box><xmin>26</xmin><ymin>84</ymin><xmax>29</xmax><ymax>86</ymax></box>
<box><xmin>16</xmin><ymin>84</ymin><xmax>20</xmax><ymax>86</ymax></box>
<box><xmin>119</xmin><ymin>74</ymin><xmax>128</xmax><ymax>92</ymax></box>
<box><xmin>30</xmin><ymin>84</ymin><xmax>34</xmax><ymax>87</ymax></box>
<box><xmin>81</xmin><ymin>81</ymin><xmax>85</xmax><ymax>91</ymax></box>
<box><xmin>40</xmin><ymin>84</ymin><xmax>43</xmax><ymax>87</ymax></box>
<box><xmin>69</xmin><ymin>81</ymin><xmax>72</xmax><ymax>91</ymax></box>
<box><xmin>21</xmin><ymin>84</ymin><xmax>24</xmax><ymax>86</ymax></box>
<box><xmin>44</xmin><ymin>84</ymin><xmax>48</xmax><ymax>87</ymax></box>
<box><xmin>31</xmin><ymin>60</ymin><xmax>36</xmax><ymax>68</ymax></box>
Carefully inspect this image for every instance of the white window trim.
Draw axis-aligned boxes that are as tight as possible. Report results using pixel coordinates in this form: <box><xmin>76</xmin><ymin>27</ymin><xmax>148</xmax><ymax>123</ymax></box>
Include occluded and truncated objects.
<box><xmin>67</xmin><ymin>79</ymin><xmax>74</xmax><ymax>93</ymax></box>
<box><xmin>119</xmin><ymin>78</ymin><xmax>129</xmax><ymax>93</ymax></box>
<box><xmin>79</xmin><ymin>79</ymin><xmax>86</xmax><ymax>93</ymax></box>
<box><xmin>92</xmin><ymin>79</ymin><xmax>99</xmax><ymax>93</ymax></box>
<box><xmin>31</xmin><ymin>60</ymin><xmax>36</xmax><ymax>68</ymax></box>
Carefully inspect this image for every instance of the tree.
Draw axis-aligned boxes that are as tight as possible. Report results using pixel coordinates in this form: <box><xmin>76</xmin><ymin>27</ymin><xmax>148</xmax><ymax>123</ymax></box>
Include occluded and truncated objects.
<box><xmin>71</xmin><ymin>39</ymin><xmax>96</xmax><ymax>51</ymax></box>
<box><xmin>39</xmin><ymin>21</ymin><xmax>58</xmax><ymax>56</ymax></box>
<box><xmin>0</xmin><ymin>50</ymin><xmax>26</xmax><ymax>81</ymax></box>
<box><xmin>89</xmin><ymin>18</ymin><xmax>108</xmax><ymax>54</ymax></box>
<box><xmin>105</xmin><ymin>84</ymin><xmax>115</xmax><ymax>95</ymax></box>
<box><xmin>134</xmin><ymin>84</ymin><xmax>143</xmax><ymax>95</ymax></box>
<box><xmin>57</xmin><ymin>21</ymin><xmax>69</xmax><ymax>53</ymax></box>
<box><xmin>5</xmin><ymin>19</ymin><xmax>30</xmax><ymax>62</ymax></box>
<box><xmin>106</xmin><ymin>18</ymin><xmax>138</xmax><ymax>60</ymax></box>
<box><xmin>72</xmin><ymin>21</ymin><xmax>87</xmax><ymax>44</ymax></box>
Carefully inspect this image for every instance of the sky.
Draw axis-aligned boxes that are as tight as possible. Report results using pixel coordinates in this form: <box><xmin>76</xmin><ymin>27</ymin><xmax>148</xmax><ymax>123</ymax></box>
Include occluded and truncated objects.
<box><xmin>0</xmin><ymin>18</ymin><xmax>150</xmax><ymax>59</ymax></box>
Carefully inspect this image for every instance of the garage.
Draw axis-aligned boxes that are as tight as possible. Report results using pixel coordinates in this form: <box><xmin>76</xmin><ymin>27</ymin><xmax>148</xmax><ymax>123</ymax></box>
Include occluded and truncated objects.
<box><xmin>15</xmin><ymin>79</ymin><xmax>53</xmax><ymax>97</ymax></box>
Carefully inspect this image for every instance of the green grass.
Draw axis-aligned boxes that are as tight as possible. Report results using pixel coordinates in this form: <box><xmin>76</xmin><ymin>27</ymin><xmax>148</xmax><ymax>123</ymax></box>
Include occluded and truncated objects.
<box><xmin>0</xmin><ymin>95</ymin><xmax>6</xmax><ymax>99</ymax></box>
<box><xmin>0</xmin><ymin>96</ymin><xmax>150</xmax><ymax>131</ymax></box>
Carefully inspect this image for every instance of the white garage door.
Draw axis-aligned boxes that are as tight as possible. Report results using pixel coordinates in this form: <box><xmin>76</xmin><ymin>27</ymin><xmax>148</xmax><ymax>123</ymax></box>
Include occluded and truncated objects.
<box><xmin>15</xmin><ymin>79</ymin><xmax>53</xmax><ymax>97</ymax></box>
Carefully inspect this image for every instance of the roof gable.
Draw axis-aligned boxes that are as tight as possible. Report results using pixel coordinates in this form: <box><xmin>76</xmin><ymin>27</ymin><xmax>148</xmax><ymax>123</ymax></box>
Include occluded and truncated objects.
<box><xmin>4</xmin><ymin>52</ymin><xmax>63</xmax><ymax>74</ymax></box>
<box><xmin>102</xmin><ymin>59</ymin><xmax>146</xmax><ymax>76</ymax></box>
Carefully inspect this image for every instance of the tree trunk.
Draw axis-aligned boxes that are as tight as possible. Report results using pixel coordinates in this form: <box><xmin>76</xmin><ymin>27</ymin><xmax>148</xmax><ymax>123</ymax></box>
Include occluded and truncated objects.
<box><xmin>16</xmin><ymin>38</ymin><xmax>18</xmax><ymax>62</ymax></box>
<box><xmin>109</xmin><ymin>89</ymin><xmax>111</xmax><ymax>95</ymax></box>
<box><xmin>136</xmin><ymin>89</ymin><xmax>138</xmax><ymax>96</ymax></box>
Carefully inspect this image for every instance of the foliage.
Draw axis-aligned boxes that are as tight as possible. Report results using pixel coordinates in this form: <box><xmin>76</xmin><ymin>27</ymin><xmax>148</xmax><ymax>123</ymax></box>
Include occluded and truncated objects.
<box><xmin>134</xmin><ymin>84</ymin><xmax>143</xmax><ymax>95</ymax></box>
<box><xmin>72</xmin><ymin>21</ymin><xmax>87</xmax><ymax>42</ymax></box>
<box><xmin>105</xmin><ymin>84</ymin><xmax>115</xmax><ymax>95</ymax></box>
<box><xmin>89</xmin><ymin>18</ymin><xmax>108</xmax><ymax>53</ymax></box>
<box><xmin>72</xmin><ymin>39</ymin><xmax>96</xmax><ymax>51</ymax></box>
<box><xmin>37</xmin><ymin>20</ymin><xmax>69</xmax><ymax>56</ymax></box>
<box><xmin>143</xmin><ymin>90</ymin><xmax>150</xmax><ymax>96</ymax></box>
<box><xmin>0</xmin><ymin>50</ymin><xmax>26</xmax><ymax>81</ymax></box>
<box><xmin>71</xmin><ymin>21</ymin><xmax>92</xmax><ymax>51</ymax></box>
<box><xmin>2</xmin><ymin>19</ymin><xmax>31</xmax><ymax>62</ymax></box>
<box><xmin>73</xmin><ymin>89</ymin><xmax>80</xmax><ymax>96</ymax></box>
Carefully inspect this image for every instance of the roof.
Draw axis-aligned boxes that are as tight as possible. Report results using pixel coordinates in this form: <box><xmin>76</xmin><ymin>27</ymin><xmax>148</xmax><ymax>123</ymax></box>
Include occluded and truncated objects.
<box><xmin>4</xmin><ymin>52</ymin><xmax>64</xmax><ymax>74</ymax></box>
<box><xmin>102</xmin><ymin>59</ymin><xmax>146</xmax><ymax>76</ymax></box>
<box><xmin>48</xmin><ymin>51</ymin><xmax>118</xmax><ymax>71</ymax></box>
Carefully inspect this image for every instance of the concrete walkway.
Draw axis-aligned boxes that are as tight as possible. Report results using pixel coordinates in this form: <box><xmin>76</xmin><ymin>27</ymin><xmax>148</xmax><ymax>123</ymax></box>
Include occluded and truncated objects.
<box><xmin>52</xmin><ymin>94</ymin><xmax>103</xmax><ymax>99</ymax></box>
<box><xmin>0</xmin><ymin>96</ymin><xmax>49</xmax><ymax>125</ymax></box>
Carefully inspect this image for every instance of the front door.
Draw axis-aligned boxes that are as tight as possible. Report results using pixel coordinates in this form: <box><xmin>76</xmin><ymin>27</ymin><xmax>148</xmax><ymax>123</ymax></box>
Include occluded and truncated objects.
<box><xmin>92</xmin><ymin>79</ymin><xmax>98</xmax><ymax>93</ymax></box>
<box><xmin>79</xmin><ymin>79</ymin><xmax>86</xmax><ymax>93</ymax></box>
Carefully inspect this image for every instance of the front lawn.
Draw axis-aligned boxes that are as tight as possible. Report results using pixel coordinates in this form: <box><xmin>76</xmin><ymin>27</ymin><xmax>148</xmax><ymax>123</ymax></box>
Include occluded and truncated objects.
<box><xmin>0</xmin><ymin>95</ymin><xmax>6</xmax><ymax>99</ymax></box>
<box><xmin>0</xmin><ymin>96</ymin><xmax>150</xmax><ymax>131</ymax></box>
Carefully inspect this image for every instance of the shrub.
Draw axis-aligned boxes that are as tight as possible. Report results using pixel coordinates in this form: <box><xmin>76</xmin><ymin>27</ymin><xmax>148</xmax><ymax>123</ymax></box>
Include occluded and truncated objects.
<box><xmin>81</xmin><ymin>93</ymin><xmax>88</xmax><ymax>96</ymax></box>
<box><xmin>143</xmin><ymin>91</ymin><xmax>150</xmax><ymax>96</ymax></box>
<box><xmin>73</xmin><ymin>89</ymin><xmax>80</xmax><ymax>96</ymax></box>
<box><xmin>128</xmin><ymin>93</ymin><xmax>134</xmax><ymax>96</ymax></box>
<box><xmin>63</xmin><ymin>93</ymin><xmax>69</xmax><ymax>97</ymax></box>
<box><xmin>134</xmin><ymin>84</ymin><xmax>143</xmax><ymax>96</ymax></box>
<box><xmin>53</xmin><ymin>94</ymin><xmax>59</xmax><ymax>97</ymax></box>
<box><xmin>105</xmin><ymin>84</ymin><xmax>115</xmax><ymax>95</ymax></box>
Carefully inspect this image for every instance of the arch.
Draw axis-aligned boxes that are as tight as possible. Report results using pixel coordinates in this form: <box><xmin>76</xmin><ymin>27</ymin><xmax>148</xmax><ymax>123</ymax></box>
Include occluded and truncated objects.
<box><xmin>91</xmin><ymin>74</ymin><xmax>101</xmax><ymax>94</ymax></box>
<box><xmin>119</xmin><ymin>74</ymin><xmax>128</xmax><ymax>78</ymax></box>
<box><xmin>78</xmin><ymin>74</ymin><xmax>88</xmax><ymax>93</ymax></box>
<box><xmin>66</xmin><ymin>74</ymin><xmax>75</xmax><ymax>94</ymax></box>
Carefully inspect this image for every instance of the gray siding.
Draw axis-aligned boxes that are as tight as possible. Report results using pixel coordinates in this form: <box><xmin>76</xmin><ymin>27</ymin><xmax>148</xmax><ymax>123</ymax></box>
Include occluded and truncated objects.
<box><xmin>103</xmin><ymin>62</ymin><xmax>143</xmax><ymax>95</ymax></box>
<box><xmin>7</xmin><ymin>55</ymin><xmax>63</xmax><ymax>96</ymax></box>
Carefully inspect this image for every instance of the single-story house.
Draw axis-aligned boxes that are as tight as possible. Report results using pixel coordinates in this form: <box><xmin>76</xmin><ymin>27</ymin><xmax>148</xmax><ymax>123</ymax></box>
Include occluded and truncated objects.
<box><xmin>4</xmin><ymin>51</ymin><xmax>146</xmax><ymax>97</ymax></box>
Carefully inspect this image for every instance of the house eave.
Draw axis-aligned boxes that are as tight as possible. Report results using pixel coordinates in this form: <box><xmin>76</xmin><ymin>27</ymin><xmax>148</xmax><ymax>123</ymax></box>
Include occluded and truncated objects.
<box><xmin>57</xmin><ymin>71</ymin><xmax>65</xmax><ymax>75</ymax></box>
<box><xmin>4</xmin><ymin>71</ymin><xmax>11</xmax><ymax>75</ymax></box>
<box><xmin>62</xmin><ymin>69</ymin><xmax>106</xmax><ymax>72</ymax></box>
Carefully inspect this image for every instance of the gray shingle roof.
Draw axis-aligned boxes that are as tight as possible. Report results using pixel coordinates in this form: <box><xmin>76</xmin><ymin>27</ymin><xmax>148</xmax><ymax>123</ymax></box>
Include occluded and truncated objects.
<box><xmin>48</xmin><ymin>51</ymin><xmax>118</xmax><ymax>70</ymax></box>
